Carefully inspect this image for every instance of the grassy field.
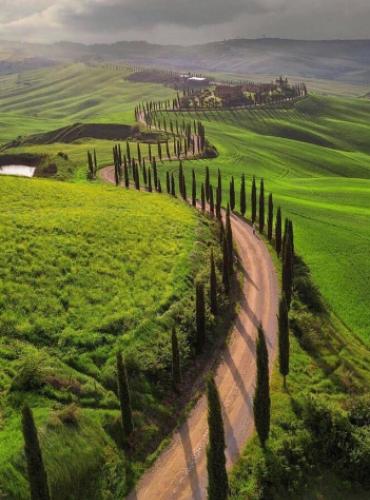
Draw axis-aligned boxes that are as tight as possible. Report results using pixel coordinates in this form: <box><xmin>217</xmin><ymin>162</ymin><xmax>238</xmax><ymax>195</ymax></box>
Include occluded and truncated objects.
<box><xmin>1</xmin><ymin>63</ymin><xmax>370</xmax><ymax>497</ymax></box>
<box><xmin>0</xmin><ymin>176</ymin><xmax>219</xmax><ymax>498</ymax></box>
<box><xmin>229</xmin><ymin>246</ymin><xmax>370</xmax><ymax>499</ymax></box>
<box><xmin>0</xmin><ymin>63</ymin><xmax>176</xmax><ymax>142</ymax></box>
<box><xmin>0</xmin><ymin>63</ymin><xmax>177</xmax><ymax>180</ymax></box>
<box><xmin>156</xmin><ymin>95</ymin><xmax>370</xmax><ymax>342</ymax></box>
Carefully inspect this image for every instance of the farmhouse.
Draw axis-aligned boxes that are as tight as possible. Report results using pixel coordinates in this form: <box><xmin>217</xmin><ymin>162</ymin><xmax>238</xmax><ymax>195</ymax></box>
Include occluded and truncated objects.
<box><xmin>214</xmin><ymin>85</ymin><xmax>246</xmax><ymax>106</ymax></box>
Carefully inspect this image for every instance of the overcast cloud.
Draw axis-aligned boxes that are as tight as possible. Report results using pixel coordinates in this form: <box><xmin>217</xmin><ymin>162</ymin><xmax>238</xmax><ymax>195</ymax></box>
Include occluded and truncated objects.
<box><xmin>0</xmin><ymin>0</ymin><xmax>369</xmax><ymax>44</ymax></box>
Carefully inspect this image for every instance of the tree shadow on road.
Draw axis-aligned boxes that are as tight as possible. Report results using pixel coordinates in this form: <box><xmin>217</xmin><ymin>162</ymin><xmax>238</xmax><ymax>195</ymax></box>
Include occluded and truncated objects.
<box><xmin>179</xmin><ymin>421</ymin><xmax>203</xmax><ymax>500</ymax></box>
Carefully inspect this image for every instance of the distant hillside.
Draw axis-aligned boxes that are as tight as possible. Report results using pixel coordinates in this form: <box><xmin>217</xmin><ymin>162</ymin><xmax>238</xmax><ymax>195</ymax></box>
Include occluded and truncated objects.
<box><xmin>0</xmin><ymin>57</ymin><xmax>55</xmax><ymax>74</ymax></box>
<box><xmin>1</xmin><ymin>38</ymin><xmax>370</xmax><ymax>83</ymax></box>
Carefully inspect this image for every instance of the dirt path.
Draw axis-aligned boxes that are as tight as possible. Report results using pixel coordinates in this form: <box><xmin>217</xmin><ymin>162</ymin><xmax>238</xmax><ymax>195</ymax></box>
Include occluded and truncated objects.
<box><xmin>100</xmin><ymin>166</ymin><xmax>279</xmax><ymax>499</ymax></box>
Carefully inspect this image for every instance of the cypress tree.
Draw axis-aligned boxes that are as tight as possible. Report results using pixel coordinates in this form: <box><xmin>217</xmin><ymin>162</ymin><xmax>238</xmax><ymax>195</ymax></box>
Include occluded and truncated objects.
<box><xmin>205</xmin><ymin>166</ymin><xmax>210</xmax><ymax>202</ymax></box>
<box><xmin>251</xmin><ymin>176</ymin><xmax>257</xmax><ymax>223</ymax></box>
<box><xmin>209</xmin><ymin>185</ymin><xmax>215</xmax><ymax>216</ymax></box>
<box><xmin>217</xmin><ymin>169</ymin><xmax>222</xmax><ymax>207</ymax></box>
<box><xmin>192</xmin><ymin>169</ymin><xmax>197</xmax><ymax>207</ymax></box>
<box><xmin>210</xmin><ymin>250</ymin><xmax>218</xmax><ymax>316</ymax></box>
<box><xmin>195</xmin><ymin>282</ymin><xmax>206</xmax><ymax>354</ymax></box>
<box><xmin>93</xmin><ymin>149</ymin><xmax>98</xmax><ymax>177</ymax></box>
<box><xmin>157</xmin><ymin>141</ymin><xmax>162</xmax><ymax>161</ymax></box>
<box><xmin>152</xmin><ymin>158</ymin><xmax>158</xmax><ymax>189</ymax></box>
<box><xmin>21</xmin><ymin>404</ymin><xmax>50</xmax><ymax>500</ymax></box>
<box><xmin>216</xmin><ymin>186</ymin><xmax>221</xmax><ymax>219</ymax></box>
<box><xmin>87</xmin><ymin>151</ymin><xmax>94</xmax><ymax>180</ymax></box>
<box><xmin>116</xmin><ymin>352</ymin><xmax>134</xmax><ymax>437</ymax></box>
<box><xmin>225</xmin><ymin>204</ymin><xmax>233</xmax><ymax>274</ymax></box>
<box><xmin>222</xmin><ymin>237</ymin><xmax>230</xmax><ymax>293</ymax></box>
<box><xmin>137</xmin><ymin>143</ymin><xmax>142</xmax><ymax>166</ymax></box>
<box><xmin>142</xmin><ymin>161</ymin><xmax>147</xmax><ymax>185</ymax></box>
<box><xmin>229</xmin><ymin>176</ymin><xmax>235</xmax><ymax>212</ymax></box>
<box><xmin>179</xmin><ymin>162</ymin><xmax>184</xmax><ymax>198</ymax></box>
<box><xmin>123</xmin><ymin>156</ymin><xmax>129</xmax><ymax>188</ymax></box>
<box><xmin>171</xmin><ymin>326</ymin><xmax>182</xmax><ymax>390</ymax></box>
<box><xmin>201</xmin><ymin>183</ymin><xmax>206</xmax><ymax>211</ymax></box>
<box><xmin>166</xmin><ymin>171</ymin><xmax>171</xmax><ymax>194</ymax></box>
<box><xmin>114</xmin><ymin>162</ymin><xmax>120</xmax><ymax>186</ymax></box>
<box><xmin>259</xmin><ymin>179</ymin><xmax>265</xmax><ymax>233</ymax></box>
<box><xmin>275</xmin><ymin>207</ymin><xmax>282</xmax><ymax>256</ymax></box>
<box><xmin>240</xmin><ymin>174</ymin><xmax>246</xmax><ymax>216</ymax></box>
<box><xmin>134</xmin><ymin>161</ymin><xmax>140</xmax><ymax>190</ymax></box>
<box><xmin>126</xmin><ymin>142</ymin><xmax>131</xmax><ymax>163</ymax></box>
<box><xmin>206</xmin><ymin>378</ymin><xmax>229</xmax><ymax>500</ymax></box>
<box><xmin>219</xmin><ymin>218</ymin><xmax>225</xmax><ymax>245</ymax></box>
<box><xmin>282</xmin><ymin>218</ymin><xmax>289</xmax><ymax>262</ymax></box>
<box><xmin>253</xmin><ymin>325</ymin><xmax>271</xmax><ymax>448</ymax></box>
<box><xmin>148</xmin><ymin>168</ymin><xmax>153</xmax><ymax>192</ymax></box>
<box><xmin>267</xmin><ymin>194</ymin><xmax>274</xmax><ymax>241</ymax></box>
<box><xmin>171</xmin><ymin>173</ymin><xmax>176</xmax><ymax>197</ymax></box>
<box><xmin>182</xmin><ymin>172</ymin><xmax>187</xmax><ymax>201</ymax></box>
<box><xmin>278</xmin><ymin>295</ymin><xmax>290</xmax><ymax>388</ymax></box>
<box><xmin>282</xmin><ymin>226</ymin><xmax>294</xmax><ymax>309</ymax></box>
<box><xmin>289</xmin><ymin>219</ymin><xmax>294</xmax><ymax>255</ymax></box>
<box><xmin>157</xmin><ymin>179</ymin><xmax>162</xmax><ymax>193</ymax></box>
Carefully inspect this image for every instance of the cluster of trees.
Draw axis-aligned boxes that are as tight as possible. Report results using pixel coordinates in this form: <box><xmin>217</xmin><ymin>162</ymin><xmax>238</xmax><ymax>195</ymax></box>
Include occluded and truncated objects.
<box><xmin>134</xmin><ymin>77</ymin><xmax>307</xmax><ymax>115</ymax></box>
<box><xmin>88</xmin><ymin>121</ymin><xmax>208</xmax><ymax>183</ymax></box>
<box><xmin>135</xmin><ymin>103</ymin><xmax>208</xmax><ymax>157</ymax></box>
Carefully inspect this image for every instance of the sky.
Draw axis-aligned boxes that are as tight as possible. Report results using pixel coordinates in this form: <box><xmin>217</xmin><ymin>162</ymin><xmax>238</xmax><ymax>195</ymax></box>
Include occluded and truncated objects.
<box><xmin>1</xmin><ymin>0</ymin><xmax>370</xmax><ymax>45</ymax></box>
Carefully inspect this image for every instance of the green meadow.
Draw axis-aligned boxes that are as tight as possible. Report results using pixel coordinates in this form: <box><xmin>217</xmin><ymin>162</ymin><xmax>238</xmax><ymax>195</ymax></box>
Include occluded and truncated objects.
<box><xmin>0</xmin><ymin>63</ymin><xmax>175</xmax><ymax>143</ymax></box>
<box><xmin>0</xmin><ymin>176</ymin><xmax>217</xmax><ymax>497</ymax></box>
<box><xmin>0</xmin><ymin>63</ymin><xmax>178</xmax><ymax>181</ymax></box>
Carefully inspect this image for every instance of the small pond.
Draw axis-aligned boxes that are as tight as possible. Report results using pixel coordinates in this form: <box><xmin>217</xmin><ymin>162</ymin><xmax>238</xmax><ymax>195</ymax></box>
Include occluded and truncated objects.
<box><xmin>0</xmin><ymin>165</ymin><xmax>36</xmax><ymax>177</ymax></box>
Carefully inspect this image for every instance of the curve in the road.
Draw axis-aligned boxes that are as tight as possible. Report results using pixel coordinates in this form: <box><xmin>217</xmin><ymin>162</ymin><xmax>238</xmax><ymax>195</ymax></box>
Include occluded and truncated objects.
<box><xmin>99</xmin><ymin>166</ymin><xmax>279</xmax><ymax>500</ymax></box>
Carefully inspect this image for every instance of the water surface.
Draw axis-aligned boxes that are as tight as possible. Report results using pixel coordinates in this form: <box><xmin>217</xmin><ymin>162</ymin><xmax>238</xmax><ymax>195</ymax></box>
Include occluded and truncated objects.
<box><xmin>0</xmin><ymin>165</ymin><xmax>36</xmax><ymax>177</ymax></box>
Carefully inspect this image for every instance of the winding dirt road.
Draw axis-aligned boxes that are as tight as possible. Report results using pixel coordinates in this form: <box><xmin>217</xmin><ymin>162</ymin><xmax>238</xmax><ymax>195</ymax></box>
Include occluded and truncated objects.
<box><xmin>100</xmin><ymin>165</ymin><xmax>279</xmax><ymax>499</ymax></box>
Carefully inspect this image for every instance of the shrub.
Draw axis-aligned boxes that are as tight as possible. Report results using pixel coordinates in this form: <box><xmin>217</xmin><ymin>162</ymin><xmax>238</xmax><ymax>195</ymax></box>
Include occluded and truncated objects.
<box><xmin>10</xmin><ymin>349</ymin><xmax>50</xmax><ymax>391</ymax></box>
<box><xmin>303</xmin><ymin>396</ymin><xmax>370</xmax><ymax>487</ymax></box>
<box><xmin>56</xmin><ymin>403</ymin><xmax>81</xmax><ymax>425</ymax></box>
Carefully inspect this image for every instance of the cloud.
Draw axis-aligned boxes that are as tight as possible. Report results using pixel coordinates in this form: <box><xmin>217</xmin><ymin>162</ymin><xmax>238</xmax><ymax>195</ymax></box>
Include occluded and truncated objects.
<box><xmin>0</xmin><ymin>0</ymin><xmax>370</xmax><ymax>44</ymax></box>
<box><xmin>58</xmin><ymin>0</ymin><xmax>287</xmax><ymax>32</ymax></box>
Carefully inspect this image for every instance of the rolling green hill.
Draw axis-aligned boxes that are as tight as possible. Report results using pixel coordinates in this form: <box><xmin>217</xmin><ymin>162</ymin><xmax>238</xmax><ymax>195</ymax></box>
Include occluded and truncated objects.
<box><xmin>0</xmin><ymin>63</ymin><xmax>176</xmax><ymax>146</ymax></box>
<box><xmin>0</xmin><ymin>63</ymin><xmax>177</xmax><ymax>180</ymax></box>
<box><xmin>1</xmin><ymin>61</ymin><xmax>370</xmax><ymax>498</ymax></box>
<box><xmin>2</xmin><ymin>38</ymin><xmax>370</xmax><ymax>84</ymax></box>
<box><xmin>157</xmin><ymin>95</ymin><xmax>370</xmax><ymax>341</ymax></box>
<box><xmin>2</xmin><ymin>63</ymin><xmax>369</xmax><ymax>341</ymax></box>
<box><xmin>0</xmin><ymin>176</ymin><xmax>217</xmax><ymax>498</ymax></box>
